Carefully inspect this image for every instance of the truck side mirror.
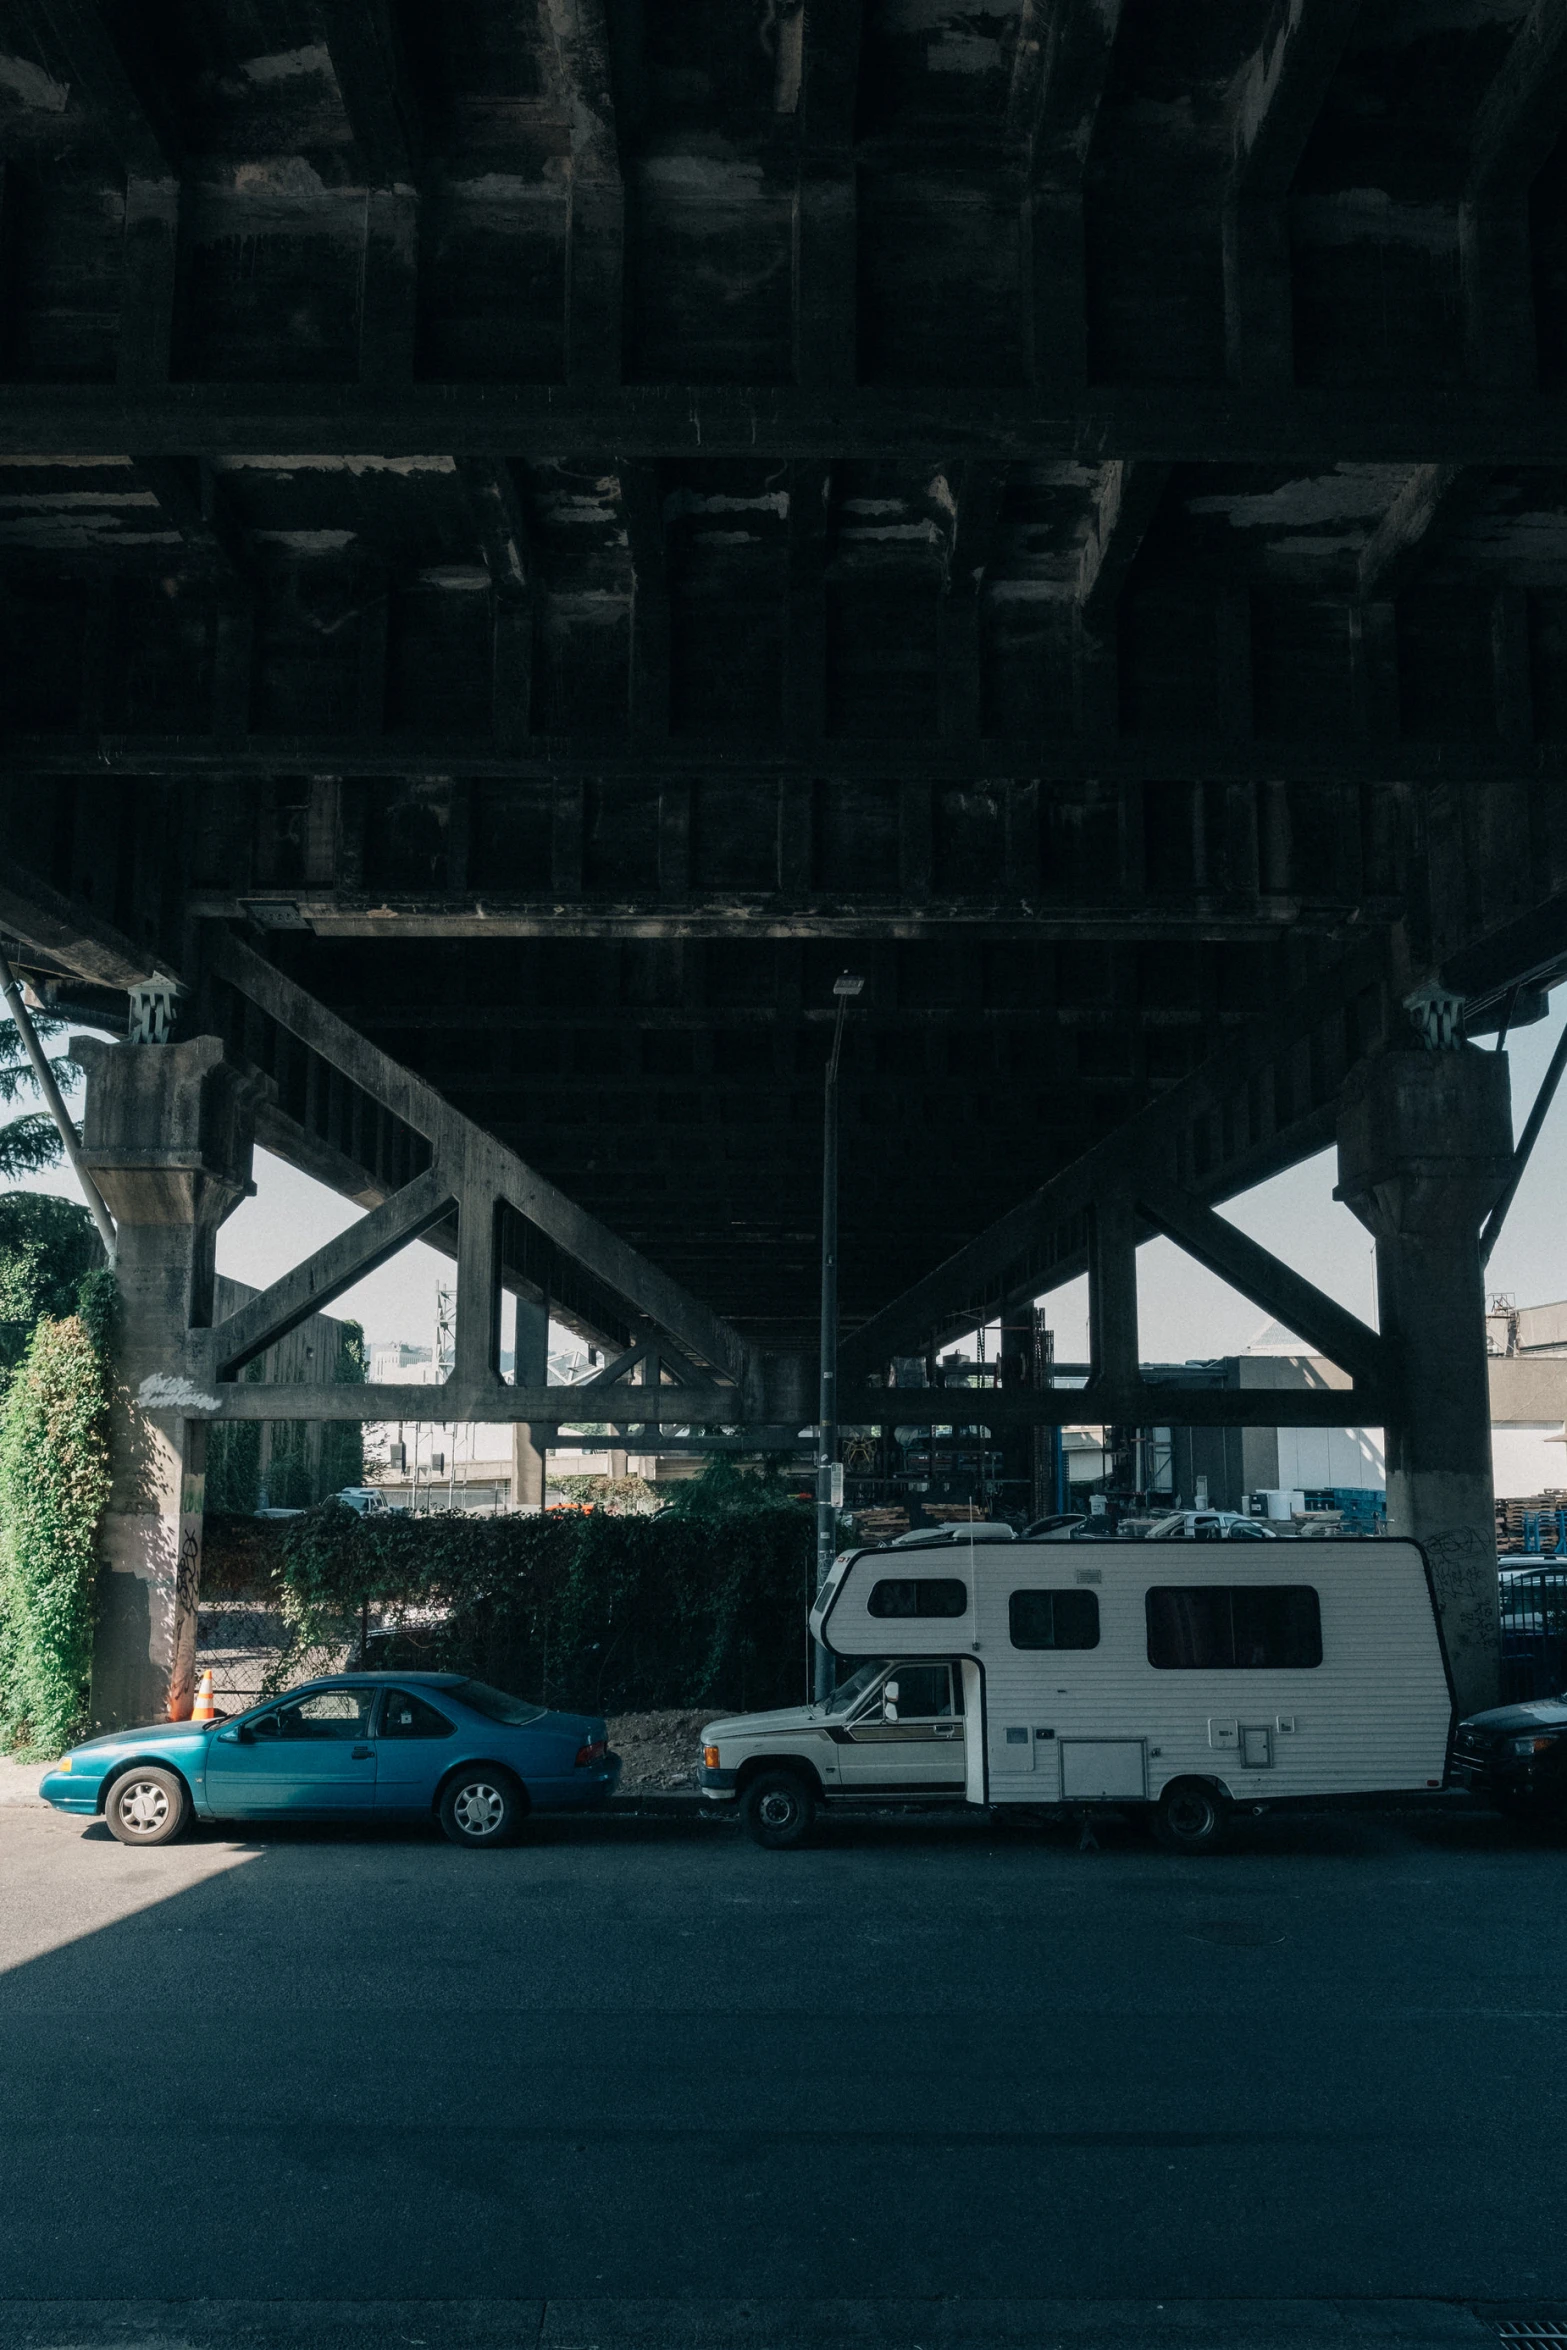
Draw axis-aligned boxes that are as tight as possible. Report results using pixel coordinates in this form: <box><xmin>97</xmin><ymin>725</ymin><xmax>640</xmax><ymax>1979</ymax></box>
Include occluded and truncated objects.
<box><xmin>884</xmin><ymin>1681</ymin><xmax>899</xmax><ymax>1701</ymax></box>
<box><xmin>883</xmin><ymin>1700</ymin><xmax>899</xmax><ymax>1722</ymax></box>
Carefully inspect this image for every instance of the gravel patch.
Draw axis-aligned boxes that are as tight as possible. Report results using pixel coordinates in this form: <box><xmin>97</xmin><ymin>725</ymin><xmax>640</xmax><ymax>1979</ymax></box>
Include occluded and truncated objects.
<box><xmin>607</xmin><ymin>1709</ymin><xmax>709</xmax><ymax>1792</ymax></box>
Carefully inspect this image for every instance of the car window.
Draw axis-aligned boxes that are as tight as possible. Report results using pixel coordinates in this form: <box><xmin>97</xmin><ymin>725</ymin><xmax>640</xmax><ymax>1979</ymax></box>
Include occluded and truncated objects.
<box><xmin>884</xmin><ymin>1665</ymin><xmax>955</xmax><ymax>1718</ymax></box>
<box><xmin>377</xmin><ymin>1688</ymin><xmax>455</xmax><ymax>1740</ymax></box>
<box><xmin>449</xmin><ymin>1679</ymin><xmax>545</xmax><ymax>1726</ymax></box>
<box><xmin>1008</xmin><ymin>1589</ymin><xmax>1101</xmax><ymax>1650</ymax></box>
<box><xmin>274</xmin><ymin>1687</ymin><xmax>379</xmax><ymax>1740</ymax></box>
<box><xmin>867</xmin><ymin>1577</ymin><xmax>968</xmax><ymax>1618</ymax></box>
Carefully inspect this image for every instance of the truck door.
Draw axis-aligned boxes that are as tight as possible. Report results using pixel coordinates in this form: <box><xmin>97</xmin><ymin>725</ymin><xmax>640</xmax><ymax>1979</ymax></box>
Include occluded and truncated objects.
<box><xmin>835</xmin><ymin>1661</ymin><xmax>968</xmax><ymax>1793</ymax></box>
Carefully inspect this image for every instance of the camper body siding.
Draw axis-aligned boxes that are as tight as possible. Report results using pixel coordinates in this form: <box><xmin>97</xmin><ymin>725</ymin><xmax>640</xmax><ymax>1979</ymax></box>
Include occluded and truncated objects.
<box><xmin>815</xmin><ymin>1540</ymin><xmax>1453</xmax><ymax>1806</ymax></box>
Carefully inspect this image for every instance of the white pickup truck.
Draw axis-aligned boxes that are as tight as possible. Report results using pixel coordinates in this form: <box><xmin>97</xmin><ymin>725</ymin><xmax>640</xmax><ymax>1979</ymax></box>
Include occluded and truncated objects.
<box><xmin>699</xmin><ymin>1522</ymin><xmax>1453</xmax><ymax>1852</ymax></box>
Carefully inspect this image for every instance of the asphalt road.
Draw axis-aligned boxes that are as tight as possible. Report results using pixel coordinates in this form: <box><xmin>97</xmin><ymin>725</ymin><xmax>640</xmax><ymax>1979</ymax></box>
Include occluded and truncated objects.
<box><xmin>0</xmin><ymin>1797</ymin><xmax>1563</xmax><ymax>2344</ymax></box>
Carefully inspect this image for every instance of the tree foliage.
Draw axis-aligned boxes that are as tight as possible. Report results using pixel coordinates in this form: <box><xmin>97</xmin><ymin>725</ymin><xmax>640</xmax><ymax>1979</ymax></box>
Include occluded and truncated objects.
<box><xmin>0</xmin><ymin>1192</ymin><xmax>105</xmax><ymax>1394</ymax></box>
<box><xmin>0</xmin><ymin>1268</ymin><xmax>115</xmax><ymax>1757</ymax></box>
<box><xmin>0</xmin><ymin>1010</ymin><xmax>78</xmax><ymax>1182</ymax></box>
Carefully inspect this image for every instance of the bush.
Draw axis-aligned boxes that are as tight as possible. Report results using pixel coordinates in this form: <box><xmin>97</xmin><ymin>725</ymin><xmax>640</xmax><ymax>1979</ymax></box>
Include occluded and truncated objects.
<box><xmin>267</xmin><ymin>1480</ymin><xmax>816</xmax><ymax>1716</ymax></box>
<box><xmin>0</xmin><ymin>1268</ymin><xmax>115</xmax><ymax>1757</ymax></box>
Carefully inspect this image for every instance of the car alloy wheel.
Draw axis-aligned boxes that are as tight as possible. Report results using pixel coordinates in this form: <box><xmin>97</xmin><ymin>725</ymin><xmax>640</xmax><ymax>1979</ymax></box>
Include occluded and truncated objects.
<box><xmin>439</xmin><ymin>1771</ymin><xmax>522</xmax><ymax>1848</ymax></box>
<box><xmin>455</xmin><ymin>1781</ymin><xmax>505</xmax><ymax>1836</ymax></box>
<box><xmin>105</xmin><ymin>1766</ymin><xmax>188</xmax><ymax>1847</ymax></box>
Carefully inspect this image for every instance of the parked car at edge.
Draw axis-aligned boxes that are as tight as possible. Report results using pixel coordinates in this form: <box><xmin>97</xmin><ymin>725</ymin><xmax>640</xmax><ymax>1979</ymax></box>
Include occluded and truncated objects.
<box><xmin>37</xmin><ymin>1672</ymin><xmax>620</xmax><ymax>1848</ymax></box>
<box><xmin>1450</xmin><ymin>1693</ymin><xmax>1567</xmax><ymax>1823</ymax></box>
<box><xmin>1144</xmin><ymin>1510</ymin><xmax>1277</xmax><ymax>1541</ymax></box>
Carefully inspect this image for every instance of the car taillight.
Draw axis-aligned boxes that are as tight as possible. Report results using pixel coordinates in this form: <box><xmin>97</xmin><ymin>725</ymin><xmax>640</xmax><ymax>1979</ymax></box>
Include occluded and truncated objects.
<box><xmin>575</xmin><ymin>1738</ymin><xmax>606</xmax><ymax>1767</ymax></box>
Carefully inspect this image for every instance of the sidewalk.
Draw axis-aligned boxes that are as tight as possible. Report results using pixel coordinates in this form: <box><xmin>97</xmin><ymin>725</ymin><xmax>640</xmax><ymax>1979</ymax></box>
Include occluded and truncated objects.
<box><xmin>0</xmin><ymin>1756</ymin><xmax>46</xmax><ymax>1807</ymax></box>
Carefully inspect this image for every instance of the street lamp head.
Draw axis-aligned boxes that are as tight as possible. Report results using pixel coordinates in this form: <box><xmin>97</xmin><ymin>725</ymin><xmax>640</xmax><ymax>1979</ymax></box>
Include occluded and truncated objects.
<box><xmin>833</xmin><ymin>974</ymin><xmax>865</xmax><ymax>999</ymax></box>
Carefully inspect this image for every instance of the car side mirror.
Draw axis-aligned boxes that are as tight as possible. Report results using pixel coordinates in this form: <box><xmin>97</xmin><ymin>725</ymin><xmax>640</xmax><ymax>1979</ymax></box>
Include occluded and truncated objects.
<box><xmin>883</xmin><ymin>1700</ymin><xmax>899</xmax><ymax>1722</ymax></box>
<box><xmin>220</xmin><ymin>1722</ymin><xmax>254</xmax><ymax>1745</ymax></box>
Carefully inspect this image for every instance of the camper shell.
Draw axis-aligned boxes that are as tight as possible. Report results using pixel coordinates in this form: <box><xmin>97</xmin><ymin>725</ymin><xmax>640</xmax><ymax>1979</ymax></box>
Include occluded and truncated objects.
<box><xmin>699</xmin><ymin>1532</ymin><xmax>1455</xmax><ymax>1848</ymax></box>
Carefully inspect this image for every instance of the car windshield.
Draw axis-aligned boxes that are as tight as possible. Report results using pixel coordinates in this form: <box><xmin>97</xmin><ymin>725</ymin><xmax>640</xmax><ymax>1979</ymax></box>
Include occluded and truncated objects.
<box><xmin>450</xmin><ymin>1679</ymin><xmax>545</xmax><ymax>1726</ymax></box>
<box><xmin>825</xmin><ymin>1662</ymin><xmax>887</xmax><ymax>1715</ymax></box>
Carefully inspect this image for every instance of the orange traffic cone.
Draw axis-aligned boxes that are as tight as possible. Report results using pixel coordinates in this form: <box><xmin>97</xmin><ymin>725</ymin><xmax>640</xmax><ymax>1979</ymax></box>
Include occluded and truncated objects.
<box><xmin>190</xmin><ymin>1669</ymin><xmax>216</xmax><ymax>1724</ymax></box>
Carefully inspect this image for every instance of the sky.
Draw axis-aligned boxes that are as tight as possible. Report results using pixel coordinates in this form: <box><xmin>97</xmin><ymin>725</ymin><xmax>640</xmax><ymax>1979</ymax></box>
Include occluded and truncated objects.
<box><xmin>8</xmin><ymin>991</ymin><xmax>1567</xmax><ymax>1490</ymax></box>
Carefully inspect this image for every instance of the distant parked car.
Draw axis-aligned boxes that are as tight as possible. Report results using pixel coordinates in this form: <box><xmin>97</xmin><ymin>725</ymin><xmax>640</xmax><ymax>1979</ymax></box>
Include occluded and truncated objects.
<box><xmin>1145</xmin><ymin>1510</ymin><xmax>1277</xmax><ymax>1541</ymax></box>
<box><xmin>1450</xmin><ymin>1693</ymin><xmax>1567</xmax><ymax>1824</ymax></box>
<box><xmin>37</xmin><ymin>1673</ymin><xmax>620</xmax><ymax>1849</ymax></box>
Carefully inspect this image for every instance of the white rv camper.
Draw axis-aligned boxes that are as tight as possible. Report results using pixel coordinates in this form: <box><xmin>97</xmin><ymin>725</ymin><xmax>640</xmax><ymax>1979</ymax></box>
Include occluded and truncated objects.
<box><xmin>698</xmin><ymin>1531</ymin><xmax>1454</xmax><ymax>1850</ymax></box>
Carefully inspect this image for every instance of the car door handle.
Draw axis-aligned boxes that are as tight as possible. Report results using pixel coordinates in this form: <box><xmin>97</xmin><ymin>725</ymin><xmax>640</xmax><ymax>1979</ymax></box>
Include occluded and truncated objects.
<box><xmin>351</xmin><ymin>1745</ymin><xmax>374</xmax><ymax>1760</ymax></box>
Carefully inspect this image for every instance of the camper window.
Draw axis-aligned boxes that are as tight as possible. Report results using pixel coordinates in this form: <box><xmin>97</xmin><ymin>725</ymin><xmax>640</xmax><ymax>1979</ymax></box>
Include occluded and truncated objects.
<box><xmin>1146</xmin><ymin>1585</ymin><xmax>1323</xmax><ymax>1670</ymax></box>
<box><xmin>867</xmin><ymin>1577</ymin><xmax>969</xmax><ymax>1619</ymax></box>
<box><xmin>1008</xmin><ymin>1589</ymin><xmax>1101</xmax><ymax>1650</ymax></box>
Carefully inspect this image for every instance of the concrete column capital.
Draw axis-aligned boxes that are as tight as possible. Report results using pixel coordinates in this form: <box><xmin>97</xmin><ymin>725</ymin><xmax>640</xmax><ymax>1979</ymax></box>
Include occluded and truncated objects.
<box><xmin>1334</xmin><ymin>1044</ymin><xmax>1513</xmax><ymax>1244</ymax></box>
<box><xmin>70</xmin><ymin>1034</ymin><xmax>272</xmax><ymax>1230</ymax></box>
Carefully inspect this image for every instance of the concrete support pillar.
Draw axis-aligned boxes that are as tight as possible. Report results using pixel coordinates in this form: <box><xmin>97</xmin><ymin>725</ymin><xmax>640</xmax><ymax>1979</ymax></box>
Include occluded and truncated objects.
<box><xmin>510</xmin><ymin>1294</ymin><xmax>548</xmax><ymax>1513</ymax></box>
<box><xmin>1335</xmin><ymin>1046</ymin><xmax>1514</xmax><ymax>1719</ymax></box>
<box><xmin>72</xmin><ymin>1037</ymin><xmax>262</xmax><ymax>1731</ymax></box>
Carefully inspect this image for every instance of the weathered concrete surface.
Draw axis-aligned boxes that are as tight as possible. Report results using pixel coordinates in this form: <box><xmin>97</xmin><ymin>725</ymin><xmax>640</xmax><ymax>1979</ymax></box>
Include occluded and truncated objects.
<box><xmin>1</xmin><ymin>1802</ymin><xmax>1564</xmax><ymax>2314</ymax></box>
<box><xmin>1337</xmin><ymin>1045</ymin><xmax>1515</xmax><ymax>1719</ymax></box>
<box><xmin>71</xmin><ymin>1038</ymin><xmax>264</xmax><ymax>1732</ymax></box>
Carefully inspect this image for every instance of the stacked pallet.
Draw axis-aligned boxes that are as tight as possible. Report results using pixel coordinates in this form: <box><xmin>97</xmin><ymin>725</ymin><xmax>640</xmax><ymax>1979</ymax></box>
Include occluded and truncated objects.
<box><xmin>1496</xmin><ymin>1493</ymin><xmax>1567</xmax><ymax>1556</ymax></box>
<box><xmin>853</xmin><ymin>1506</ymin><xmax>910</xmax><ymax>1544</ymax></box>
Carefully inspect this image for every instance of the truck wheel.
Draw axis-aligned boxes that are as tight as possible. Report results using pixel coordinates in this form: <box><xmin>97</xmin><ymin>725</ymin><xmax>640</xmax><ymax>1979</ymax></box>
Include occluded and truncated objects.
<box><xmin>741</xmin><ymin>1770</ymin><xmax>817</xmax><ymax>1850</ymax></box>
<box><xmin>104</xmin><ymin>1767</ymin><xmax>189</xmax><ymax>1847</ymax></box>
<box><xmin>1151</xmin><ymin>1779</ymin><xmax>1227</xmax><ymax>1854</ymax></box>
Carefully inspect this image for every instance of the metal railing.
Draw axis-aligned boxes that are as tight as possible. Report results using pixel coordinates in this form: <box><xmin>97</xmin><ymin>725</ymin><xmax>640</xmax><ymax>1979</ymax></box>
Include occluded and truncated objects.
<box><xmin>1498</xmin><ymin>1567</ymin><xmax>1567</xmax><ymax>1703</ymax></box>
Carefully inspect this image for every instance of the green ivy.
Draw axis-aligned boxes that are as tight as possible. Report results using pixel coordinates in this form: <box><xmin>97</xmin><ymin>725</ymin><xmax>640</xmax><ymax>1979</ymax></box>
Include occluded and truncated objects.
<box><xmin>263</xmin><ymin>1479</ymin><xmax>815</xmax><ymax>1716</ymax></box>
<box><xmin>0</xmin><ymin>1266</ymin><xmax>115</xmax><ymax>1757</ymax></box>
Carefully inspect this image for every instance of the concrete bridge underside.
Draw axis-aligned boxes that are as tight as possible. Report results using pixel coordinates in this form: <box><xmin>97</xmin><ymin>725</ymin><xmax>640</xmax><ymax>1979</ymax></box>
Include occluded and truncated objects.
<box><xmin>5</xmin><ymin>0</ymin><xmax>1567</xmax><ymax>1726</ymax></box>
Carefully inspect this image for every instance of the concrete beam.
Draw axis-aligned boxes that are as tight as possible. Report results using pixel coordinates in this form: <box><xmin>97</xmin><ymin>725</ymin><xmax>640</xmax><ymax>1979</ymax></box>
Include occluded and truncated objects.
<box><xmin>792</xmin><ymin>0</ymin><xmax>861</xmax><ymax>390</ymax></box>
<box><xmin>17</xmin><ymin>384</ymin><xmax>1567</xmax><ymax>463</ymax></box>
<box><xmin>153</xmin><ymin>1377</ymin><xmax>1388</xmax><ymax>1430</ymax></box>
<box><xmin>1357</xmin><ymin>467</ymin><xmax>1491</xmax><ymax>603</ymax></box>
<box><xmin>0</xmin><ymin>861</ymin><xmax>170</xmax><ymax>992</ymax></box>
<box><xmin>1009</xmin><ymin>0</ymin><xmax>1125</xmax><ymax>393</ymax></box>
<box><xmin>544</xmin><ymin>0</ymin><xmax>624</xmax><ymax>387</ymax></box>
<box><xmin>1136</xmin><ymin>1176</ymin><xmax>1386</xmax><ymax>1387</ymax></box>
<box><xmin>320</xmin><ymin>0</ymin><xmax>420</xmax><ymax>183</ymax></box>
<box><xmin>208</xmin><ymin>1166</ymin><xmax>456</xmax><ymax>1374</ymax></box>
<box><xmin>1222</xmin><ymin>0</ymin><xmax>1362</xmax><ymax>386</ymax></box>
<box><xmin>839</xmin><ymin>937</ymin><xmax>1389</xmax><ymax>1380</ymax></box>
<box><xmin>206</xmin><ymin>929</ymin><xmax>755</xmax><ymax>1392</ymax></box>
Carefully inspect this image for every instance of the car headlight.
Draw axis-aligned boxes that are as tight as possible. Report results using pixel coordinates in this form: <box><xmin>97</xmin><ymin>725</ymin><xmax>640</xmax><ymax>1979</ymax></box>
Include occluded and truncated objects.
<box><xmin>55</xmin><ymin>1755</ymin><xmax>71</xmax><ymax>1773</ymax></box>
<box><xmin>1508</xmin><ymin>1733</ymin><xmax>1559</xmax><ymax>1757</ymax></box>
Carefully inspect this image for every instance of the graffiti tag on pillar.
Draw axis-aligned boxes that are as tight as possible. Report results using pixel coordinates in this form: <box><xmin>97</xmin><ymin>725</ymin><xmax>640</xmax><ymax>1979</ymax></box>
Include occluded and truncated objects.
<box><xmin>176</xmin><ymin>1529</ymin><xmax>201</xmax><ymax>1619</ymax></box>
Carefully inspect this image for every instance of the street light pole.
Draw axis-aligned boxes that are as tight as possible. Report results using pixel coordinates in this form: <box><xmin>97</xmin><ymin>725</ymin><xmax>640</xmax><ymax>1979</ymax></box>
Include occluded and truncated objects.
<box><xmin>815</xmin><ymin>972</ymin><xmax>863</xmax><ymax>1704</ymax></box>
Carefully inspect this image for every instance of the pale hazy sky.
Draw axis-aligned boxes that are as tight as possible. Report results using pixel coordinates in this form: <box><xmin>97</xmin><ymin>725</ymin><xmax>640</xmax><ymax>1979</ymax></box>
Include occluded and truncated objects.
<box><xmin>11</xmin><ymin>993</ymin><xmax>1567</xmax><ymax>1490</ymax></box>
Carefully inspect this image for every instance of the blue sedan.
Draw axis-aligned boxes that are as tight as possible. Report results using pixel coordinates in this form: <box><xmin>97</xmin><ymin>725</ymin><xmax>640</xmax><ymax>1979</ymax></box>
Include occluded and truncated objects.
<box><xmin>38</xmin><ymin>1673</ymin><xmax>621</xmax><ymax>1848</ymax></box>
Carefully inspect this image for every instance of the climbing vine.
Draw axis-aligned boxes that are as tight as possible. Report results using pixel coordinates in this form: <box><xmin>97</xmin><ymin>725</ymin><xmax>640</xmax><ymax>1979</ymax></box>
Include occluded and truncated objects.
<box><xmin>260</xmin><ymin>1461</ymin><xmax>814</xmax><ymax>1715</ymax></box>
<box><xmin>0</xmin><ymin>1266</ymin><xmax>116</xmax><ymax>1757</ymax></box>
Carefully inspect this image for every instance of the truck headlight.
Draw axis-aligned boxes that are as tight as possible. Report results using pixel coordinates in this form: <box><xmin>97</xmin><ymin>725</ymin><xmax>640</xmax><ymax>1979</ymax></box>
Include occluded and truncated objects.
<box><xmin>1508</xmin><ymin>1733</ymin><xmax>1558</xmax><ymax>1757</ymax></box>
<box><xmin>703</xmin><ymin>1745</ymin><xmax>721</xmax><ymax>1770</ymax></box>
